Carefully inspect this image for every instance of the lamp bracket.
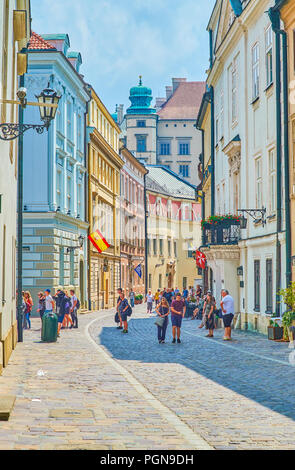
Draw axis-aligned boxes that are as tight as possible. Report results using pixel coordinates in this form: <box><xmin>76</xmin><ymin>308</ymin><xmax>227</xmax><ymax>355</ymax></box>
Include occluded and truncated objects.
<box><xmin>0</xmin><ymin>123</ymin><xmax>48</xmax><ymax>141</ymax></box>
<box><xmin>238</xmin><ymin>207</ymin><xmax>267</xmax><ymax>226</ymax></box>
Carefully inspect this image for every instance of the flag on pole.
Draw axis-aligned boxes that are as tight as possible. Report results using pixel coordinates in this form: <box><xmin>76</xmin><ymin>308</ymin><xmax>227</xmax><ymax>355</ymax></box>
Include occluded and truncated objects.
<box><xmin>88</xmin><ymin>229</ymin><xmax>110</xmax><ymax>253</ymax></box>
<box><xmin>134</xmin><ymin>264</ymin><xmax>142</xmax><ymax>278</ymax></box>
<box><xmin>196</xmin><ymin>250</ymin><xmax>206</xmax><ymax>270</ymax></box>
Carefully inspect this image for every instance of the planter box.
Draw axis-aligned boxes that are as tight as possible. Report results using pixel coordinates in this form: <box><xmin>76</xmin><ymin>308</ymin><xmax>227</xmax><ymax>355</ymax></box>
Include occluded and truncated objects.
<box><xmin>268</xmin><ymin>326</ymin><xmax>283</xmax><ymax>340</ymax></box>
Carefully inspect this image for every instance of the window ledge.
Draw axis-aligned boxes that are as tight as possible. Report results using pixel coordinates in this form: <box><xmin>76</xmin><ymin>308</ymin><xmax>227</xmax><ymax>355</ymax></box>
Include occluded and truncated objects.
<box><xmin>251</xmin><ymin>96</ymin><xmax>260</xmax><ymax>106</ymax></box>
<box><xmin>264</xmin><ymin>82</ymin><xmax>274</xmax><ymax>94</ymax></box>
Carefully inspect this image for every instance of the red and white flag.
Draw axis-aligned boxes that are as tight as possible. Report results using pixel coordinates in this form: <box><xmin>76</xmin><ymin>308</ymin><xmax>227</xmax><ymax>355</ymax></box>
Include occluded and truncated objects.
<box><xmin>196</xmin><ymin>250</ymin><xmax>206</xmax><ymax>269</ymax></box>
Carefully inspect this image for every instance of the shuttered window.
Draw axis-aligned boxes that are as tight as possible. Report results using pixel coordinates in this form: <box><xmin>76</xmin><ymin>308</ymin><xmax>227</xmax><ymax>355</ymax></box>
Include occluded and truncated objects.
<box><xmin>254</xmin><ymin>260</ymin><xmax>260</xmax><ymax>312</ymax></box>
<box><xmin>266</xmin><ymin>259</ymin><xmax>273</xmax><ymax>313</ymax></box>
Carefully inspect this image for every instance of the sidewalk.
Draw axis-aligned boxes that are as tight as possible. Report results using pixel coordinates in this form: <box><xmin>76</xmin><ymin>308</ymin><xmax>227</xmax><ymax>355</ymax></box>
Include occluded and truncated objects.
<box><xmin>0</xmin><ymin>308</ymin><xmax>210</xmax><ymax>450</ymax></box>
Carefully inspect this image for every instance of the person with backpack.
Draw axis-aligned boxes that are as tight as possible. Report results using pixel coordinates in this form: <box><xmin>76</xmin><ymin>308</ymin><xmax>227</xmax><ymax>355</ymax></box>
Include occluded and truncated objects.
<box><xmin>118</xmin><ymin>291</ymin><xmax>130</xmax><ymax>334</ymax></box>
<box><xmin>70</xmin><ymin>289</ymin><xmax>79</xmax><ymax>328</ymax></box>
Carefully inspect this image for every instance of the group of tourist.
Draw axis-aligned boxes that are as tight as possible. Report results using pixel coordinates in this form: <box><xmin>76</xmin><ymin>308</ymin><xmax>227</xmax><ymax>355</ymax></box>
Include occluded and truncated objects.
<box><xmin>22</xmin><ymin>288</ymin><xmax>80</xmax><ymax>336</ymax></box>
<box><xmin>115</xmin><ymin>285</ymin><xmax>234</xmax><ymax>343</ymax></box>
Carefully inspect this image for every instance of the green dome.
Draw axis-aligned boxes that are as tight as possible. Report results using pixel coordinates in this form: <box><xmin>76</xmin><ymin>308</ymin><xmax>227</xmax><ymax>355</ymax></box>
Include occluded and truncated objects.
<box><xmin>127</xmin><ymin>76</ymin><xmax>156</xmax><ymax>115</ymax></box>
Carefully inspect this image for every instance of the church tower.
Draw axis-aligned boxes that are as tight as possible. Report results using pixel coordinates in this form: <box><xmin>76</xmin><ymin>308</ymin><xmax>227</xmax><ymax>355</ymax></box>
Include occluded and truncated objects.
<box><xmin>125</xmin><ymin>76</ymin><xmax>157</xmax><ymax>164</ymax></box>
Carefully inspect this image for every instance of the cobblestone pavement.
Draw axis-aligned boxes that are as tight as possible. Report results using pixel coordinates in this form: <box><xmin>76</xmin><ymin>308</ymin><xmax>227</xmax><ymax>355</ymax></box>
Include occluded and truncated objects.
<box><xmin>1</xmin><ymin>305</ymin><xmax>295</xmax><ymax>450</ymax></box>
<box><xmin>93</xmin><ymin>304</ymin><xmax>295</xmax><ymax>450</ymax></box>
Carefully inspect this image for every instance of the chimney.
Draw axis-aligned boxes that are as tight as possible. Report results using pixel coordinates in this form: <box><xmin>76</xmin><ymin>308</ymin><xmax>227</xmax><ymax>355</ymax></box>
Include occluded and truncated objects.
<box><xmin>67</xmin><ymin>52</ymin><xmax>82</xmax><ymax>73</ymax></box>
<box><xmin>155</xmin><ymin>97</ymin><xmax>166</xmax><ymax>110</ymax></box>
<box><xmin>172</xmin><ymin>78</ymin><xmax>187</xmax><ymax>93</ymax></box>
<box><xmin>117</xmin><ymin>104</ymin><xmax>124</xmax><ymax>125</ymax></box>
<box><xmin>165</xmin><ymin>86</ymin><xmax>173</xmax><ymax>100</ymax></box>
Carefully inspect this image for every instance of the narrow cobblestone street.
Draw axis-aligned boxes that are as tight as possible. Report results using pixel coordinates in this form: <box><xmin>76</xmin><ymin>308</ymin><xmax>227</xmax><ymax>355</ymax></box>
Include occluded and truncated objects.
<box><xmin>0</xmin><ymin>305</ymin><xmax>295</xmax><ymax>450</ymax></box>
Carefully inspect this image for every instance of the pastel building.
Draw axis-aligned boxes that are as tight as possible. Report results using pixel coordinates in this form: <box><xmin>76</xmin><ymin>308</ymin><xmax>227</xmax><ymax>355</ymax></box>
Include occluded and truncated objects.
<box><xmin>122</xmin><ymin>77</ymin><xmax>205</xmax><ymax>186</ymax></box>
<box><xmin>146</xmin><ymin>166</ymin><xmax>202</xmax><ymax>293</ymax></box>
<box><xmin>22</xmin><ymin>33</ymin><xmax>90</xmax><ymax>310</ymax></box>
<box><xmin>0</xmin><ymin>0</ymin><xmax>31</xmax><ymax>372</ymax></box>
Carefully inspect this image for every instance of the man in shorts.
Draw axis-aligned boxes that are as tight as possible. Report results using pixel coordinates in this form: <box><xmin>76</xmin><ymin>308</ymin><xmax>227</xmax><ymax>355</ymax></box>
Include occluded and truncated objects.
<box><xmin>116</xmin><ymin>288</ymin><xmax>123</xmax><ymax>329</ymax></box>
<box><xmin>220</xmin><ymin>289</ymin><xmax>235</xmax><ymax>341</ymax></box>
<box><xmin>170</xmin><ymin>293</ymin><xmax>186</xmax><ymax>344</ymax></box>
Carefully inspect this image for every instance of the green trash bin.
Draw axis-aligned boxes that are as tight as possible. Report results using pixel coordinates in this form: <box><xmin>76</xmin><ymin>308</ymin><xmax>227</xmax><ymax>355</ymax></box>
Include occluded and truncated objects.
<box><xmin>41</xmin><ymin>311</ymin><xmax>58</xmax><ymax>342</ymax></box>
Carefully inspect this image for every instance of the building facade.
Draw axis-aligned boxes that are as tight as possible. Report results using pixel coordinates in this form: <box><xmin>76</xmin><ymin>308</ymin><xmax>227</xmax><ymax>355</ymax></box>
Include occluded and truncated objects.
<box><xmin>119</xmin><ymin>144</ymin><xmax>147</xmax><ymax>297</ymax></box>
<box><xmin>146</xmin><ymin>166</ymin><xmax>202</xmax><ymax>293</ymax></box>
<box><xmin>200</xmin><ymin>0</ymin><xmax>287</xmax><ymax>334</ymax></box>
<box><xmin>0</xmin><ymin>0</ymin><xmax>31</xmax><ymax>372</ymax></box>
<box><xmin>22</xmin><ymin>33</ymin><xmax>90</xmax><ymax>311</ymax></box>
<box><xmin>280</xmin><ymin>0</ymin><xmax>295</xmax><ymax>283</ymax></box>
<box><xmin>87</xmin><ymin>87</ymin><xmax>123</xmax><ymax>310</ymax></box>
<box><xmin>122</xmin><ymin>77</ymin><xmax>205</xmax><ymax>186</ymax></box>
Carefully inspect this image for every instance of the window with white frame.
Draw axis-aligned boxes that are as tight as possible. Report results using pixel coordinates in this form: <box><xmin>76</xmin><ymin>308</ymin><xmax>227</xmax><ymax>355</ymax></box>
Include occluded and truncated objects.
<box><xmin>67</xmin><ymin>100</ymin><xmax>73</xmax><ymax>141</ymax></box>
<box><xmin>269</xmin><ymin>148</ymin><xmax>276</xmax><ymax>213</ymax></box>
<box><xmin>178</xmin><ymin>141</ymin><xmax>190</xmax><ymax>155</ymax></box>
<box><xmin>220</xmin><ymin>88</ymin><xmax>224</xmax><ymax>138</ymax></box>
<box><xmin>159</xmin><ymin>141</ymin><xmax>171</xmax><ymax>155</ymax></box>
<box><xmin>179</xmin><ymin>164</ymin><xmax>189</xmax><ymax>178</ymax></box>
<box><xmin>232</xmin><ymin>58</ymin><xmax>238</xmax><ymax>123</ymax></box>
<box><xmin>265</xmin><ymin>26</ymin><xmax>273</xmax><ymax>87</ymax></box>
<box><xmin>56</xmin><ymin>169</ymin><xmax>63</xmax><ymax>209</ymax></box>
<box><xmin>255</xmin><ymin>157</ymin><xmax>262</xmax><ymax>209</ymax></box>
<box><xmin>252</xmin><ymin>43</ymin><xmax>260</xmax><ymax>100</ymax></box>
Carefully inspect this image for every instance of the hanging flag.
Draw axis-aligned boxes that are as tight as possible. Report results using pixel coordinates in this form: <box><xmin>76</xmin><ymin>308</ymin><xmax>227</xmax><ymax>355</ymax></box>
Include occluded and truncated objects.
<box><xmin>134</xmin><ymin>264</ymin><xmax>142</xmax><ymax>278</ymax></box>
<box><xmin>88</xmin><ymin>229</ymin><xmax>110</xmax><ymax>253</ymax></box>
<box><xmin>196</xmin><ymin>250</ymin><xmax>206</xmax><ymax>270</ymax></box>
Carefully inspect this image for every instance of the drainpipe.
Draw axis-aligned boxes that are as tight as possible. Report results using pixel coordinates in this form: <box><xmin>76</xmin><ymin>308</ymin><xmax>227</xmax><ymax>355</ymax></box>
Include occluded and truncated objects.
<box><xmin>269</xmin><ymin>3</ymin><xmax>291</xmax><ymax>309</ymax></box>
<box><xmin>282</xmin><ymin>31</ymin><xmax>292</xmax><ymax>288</ymax></box>
<box><xmin>269</xmin><ymin>7</ymin><xmax>283</xmax><ymax>314</ymax></box>
<box><xmin>144</xmin><ymin>172</ymin><xmax>148</xmax><ymax>294</ymax></box>
<box><xmin>210</xmin><ymin>85</ymin><xmax>215</xmax><ymax>217</ymax></box>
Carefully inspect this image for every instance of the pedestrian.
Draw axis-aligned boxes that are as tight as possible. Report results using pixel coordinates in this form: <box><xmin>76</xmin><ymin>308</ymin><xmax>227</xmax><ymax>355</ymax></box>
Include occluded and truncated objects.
<box><xmin>155</xmin><ymin>297</ymin><xmax>170</xmax><ymax>343</ymax></box>
<box><xmin>63</xmin><ymin>290</ymin><xmax>73</xmax><ymax>328</ymax></box>
<box><xmin>116</xmin><ymin>288</ymin><xmax>123</xmax><ymax>330</ymax></box>
<box><xmin>220</xmin><ymin>289</ymin><xmax>235</xmax><ymax>341</ymax></box>
<box><xmin>170</xmin><ymin>292</ymin><xmax>186</xmax><ymax>344</ymax></box>
<box><xmin>37</xmin><ymin>292</ymin><xmax>46</xmax><ymax>321</ymax></box>
<box><xmin>154</xmin><ymin>289</ymin><xmax>160</xmax><ymax>306</ymax></box>
<box><xmin>70</xmin><ymin>289</ymin><xmax>78</xmax><ymax>328</ymax></box>
<box><xmin>146</xmin><ymin>290</ymin><xmax>154</xmax><ymax>315</ymax></box>
<box><xmin>203</xmin><ymin>291</ymin><xmax>215</xmax><ymax>338</ymax></box>
<box><xmin>163</xmin><ymin>288</ymin><xmax>173</xmax><ymax>306</ymax></box>
<box><xmin>54</xmin><ymin>289</ymin><xmax>66</xmax><ymax>337</ymax></box>
<box><xmin>183</xmin><ymin>286</ymin><xmax>189</xmax><ymax>299</ymax></box>
<box><xmin>129</xmin><ymin>288</ymin><xmax>135</xmax><ymax>308</ymax></box>
<box><xmin>198</xmin><ymin>295</ymin><xmax>208</xmax><ymax>328</ymax></box>
<box><xmin>118</xmin><ymin>291</ymin><xmax>130</xmax><ymax>334</ymax></box>
<box><xmin>23</xmin><ymin>291</ymin><xmax>33</xmax><ymax>329</ymax></box>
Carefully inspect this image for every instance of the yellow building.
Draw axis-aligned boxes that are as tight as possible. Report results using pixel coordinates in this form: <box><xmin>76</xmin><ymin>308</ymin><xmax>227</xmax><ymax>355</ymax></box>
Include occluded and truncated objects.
<box><xmin>146</xmin><ymin>166</ymin><xmax>202</xmax><ymax>294</ymax></box>
<box><xmin>0</xmin><ymin>1</ymin><xmax>31</xmax><ymax>373</ymax></box>
<box><xmin>87</xmin><ymin>87</ymin><xmax>124</xmax><ymax>310</ymax></box>
<box><xmin>280</xmin><ymin>0</ymin><xmax>295</xmax><ymax>283</ymax></box>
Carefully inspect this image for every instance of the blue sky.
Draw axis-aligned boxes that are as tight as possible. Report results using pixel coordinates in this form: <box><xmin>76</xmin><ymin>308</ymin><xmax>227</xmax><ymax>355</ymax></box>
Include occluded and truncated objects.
<box><xmin>31</xmin><ymin>0</ymin><xmax>216</xmax><ymax>114</ymax></box>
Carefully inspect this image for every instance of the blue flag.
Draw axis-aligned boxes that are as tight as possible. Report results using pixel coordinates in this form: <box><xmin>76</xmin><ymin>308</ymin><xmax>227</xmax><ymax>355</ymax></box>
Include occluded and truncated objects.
<box><xmin>134</xmin><ymin>264</ymin><xmax>142</xmax><ymax>278</ymax></box>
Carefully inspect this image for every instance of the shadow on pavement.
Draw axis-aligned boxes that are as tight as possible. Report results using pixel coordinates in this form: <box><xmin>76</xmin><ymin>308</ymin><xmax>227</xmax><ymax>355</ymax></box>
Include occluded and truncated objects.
<box><xmin>98</xmin><ymin>316</ymin><xmax>295</xmax><ymax>423</ymax></box>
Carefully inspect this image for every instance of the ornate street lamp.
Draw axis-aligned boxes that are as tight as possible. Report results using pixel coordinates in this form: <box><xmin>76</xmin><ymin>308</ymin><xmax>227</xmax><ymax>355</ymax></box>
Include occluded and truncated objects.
<box><xmin>0</xmin><ymin>83</ymin><xmax>61</xmax><ymax>140</ymax></box>
<box><xmin>0</xmin><ymin>81</ymin><xmax>61</xmax><ymax>342</ymax></box>
<box><xmin>36</xmin><ymin>84</ymin><xmax>60</xmax><ymax>130</ymax></box>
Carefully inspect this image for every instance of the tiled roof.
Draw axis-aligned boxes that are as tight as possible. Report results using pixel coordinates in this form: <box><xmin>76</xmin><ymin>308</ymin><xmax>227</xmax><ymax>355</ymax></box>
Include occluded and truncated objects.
<box><xmin>28</xmin><ymin>32</ymin><xmax>56</xmax><ymax>50</ymax></box>
<box><xmin>158</xmin><ymin>82</ymin><xmax>206</xmax><ymax>120</ymax></box>
<box><xmin>146</xmin><ymin>166</ymin><xmax>196</xmax><ymax>199</ymax></box>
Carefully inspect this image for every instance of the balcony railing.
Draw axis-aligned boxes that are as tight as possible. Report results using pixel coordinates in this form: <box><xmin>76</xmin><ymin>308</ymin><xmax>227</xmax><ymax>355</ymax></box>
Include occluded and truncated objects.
<box><xmin>203</xmin><ymin>219</ymin><xmax>241</xmax><ymax>246</ymax></box>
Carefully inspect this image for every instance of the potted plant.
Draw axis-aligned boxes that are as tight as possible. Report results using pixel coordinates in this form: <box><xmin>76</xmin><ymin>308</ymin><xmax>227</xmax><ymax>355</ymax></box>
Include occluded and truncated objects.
<box><xmin>268</xmin><ymin>318</ymin><xmax>283</xmax><ymax>340</ymax></box>
<box><xmin>282</xmin><ymin>311</ymin><xmax>295</xmax><ymax>342</ymax></box>
<box><xmin>279</xmin><ymin>282</ymin><xmax>295</xmax><ymax>341</ymax></box>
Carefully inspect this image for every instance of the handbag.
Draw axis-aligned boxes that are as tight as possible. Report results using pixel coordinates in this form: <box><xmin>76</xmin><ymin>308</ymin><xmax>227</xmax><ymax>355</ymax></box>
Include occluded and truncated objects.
<box><xmin>114</xmin><ymin>312</ymin><xmax>120</xmax><ymax>323</ymax></box>
<box><xmin>155</xmin><ymin>316</ymin><xmax>165</xmax><ymax>328</ymax></box>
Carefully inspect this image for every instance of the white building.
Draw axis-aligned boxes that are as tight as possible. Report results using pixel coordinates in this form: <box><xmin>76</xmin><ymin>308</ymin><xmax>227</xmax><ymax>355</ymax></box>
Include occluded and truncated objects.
<box><xmin>0</xmin><ymin>0</ymin><xmax>31</xmax><ymax>372</ymax></box>
<box><xmin>201</xmin><ymin>0</ymin><xmax>285</xmax><ymax>334</ymax></box>
<box><xmin>120</xmin><ymin>77</ymin><xmax>205</xmax><ymax>186</ymax></box>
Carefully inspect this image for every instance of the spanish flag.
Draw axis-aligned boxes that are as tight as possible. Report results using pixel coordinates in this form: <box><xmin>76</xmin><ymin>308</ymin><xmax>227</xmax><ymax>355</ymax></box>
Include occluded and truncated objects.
<box><xmin>88</xmin><ymin>229</ymin><xmax>110</xmax><ymax>253</ymax></box>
